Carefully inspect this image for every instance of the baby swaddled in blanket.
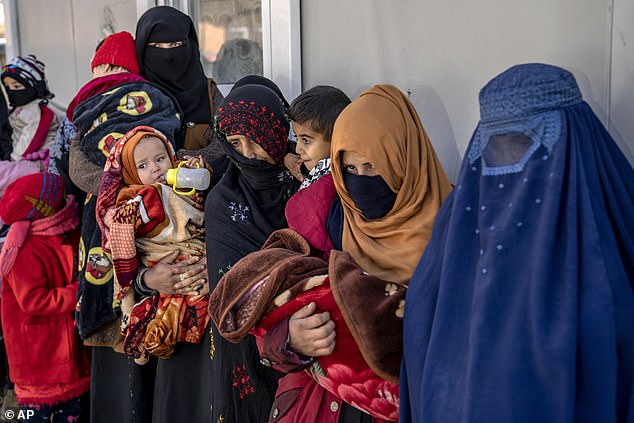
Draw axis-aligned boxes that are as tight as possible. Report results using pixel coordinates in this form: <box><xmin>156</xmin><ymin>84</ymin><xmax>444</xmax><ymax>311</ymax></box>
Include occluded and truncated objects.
<box><xmin>70</xmin><ymin>32</ymin><xmax>183</xmax><ymax>342</ymax></box>
<box><xmin>96</xmin><ymin>126</ymin><xmax>210</xmax><ymax>363</ymax></box>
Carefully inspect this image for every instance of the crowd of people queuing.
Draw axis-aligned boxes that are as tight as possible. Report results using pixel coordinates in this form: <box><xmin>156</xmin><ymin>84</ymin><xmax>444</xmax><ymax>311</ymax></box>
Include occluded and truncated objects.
<box><xmin>0</xmin><ymin>4</ymin><xmax>631</xmax><ymax>423</ymax></box>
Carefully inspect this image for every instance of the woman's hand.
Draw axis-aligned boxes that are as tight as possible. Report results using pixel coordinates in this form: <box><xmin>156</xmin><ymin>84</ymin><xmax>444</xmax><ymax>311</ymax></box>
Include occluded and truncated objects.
<box><xmin>284</xmin><ymin>152</ymin><xmax>305</xmax><ymax>182</ymax></box>
<box><xmin>189</xmin><ymin>282</ymin><xmax>209</xmax><ymax>302</ymax></box>
<box><xmin>288</xmin><ymin>302</ymin><xmax>336</xmax><ymax>357</ymax></box>
<box><xmin>143</xmin><ymin>251</ymin><xmax>208</xmax><ymax>296</ymax></box>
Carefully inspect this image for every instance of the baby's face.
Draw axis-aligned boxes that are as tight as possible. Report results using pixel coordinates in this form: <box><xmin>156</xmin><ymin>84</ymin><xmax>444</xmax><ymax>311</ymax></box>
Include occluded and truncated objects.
<box><xmin>92</xmin><ymin>64</ymin><xmax>128</xmax><ymax>79</ymax></box>
<box><xmin>134</xmin><ymin>136</ymin><xmax>173</xmax><ymax>185</ymax></box>
<box><xmin>3</xmin><ymin>76</ymin><xmax>25</xmax><ymax>90</ymax></box>
<box><xmin>292</xmin><ymin>120</ymin><xmax>330</xmax><ymax>171</ymax></box>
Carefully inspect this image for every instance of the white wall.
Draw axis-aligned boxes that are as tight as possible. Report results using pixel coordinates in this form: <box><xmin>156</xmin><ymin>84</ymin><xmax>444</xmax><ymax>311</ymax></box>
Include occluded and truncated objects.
<box><xmin>8</xmin><ymin>0</ymin><xmax>302</xmax><ymax>106</ymax></box>
<box><xmin>610</xmin><ymin>0</ymin><xmax>634</xmax><ymax>164</ymax></box>
<box><xmin>301</xmin><ymin>0</ymin><xmax>631</xmax><ymax>181</ymax></box>
<box><xmin>10</xmin><ymin>0</ymin><xmax>137</xmax><ymax>107</ymax></box>
<box><xmin>8</xmin><ymin>0</ymin><xmax>632</xmax><ymax>177</ymax></box>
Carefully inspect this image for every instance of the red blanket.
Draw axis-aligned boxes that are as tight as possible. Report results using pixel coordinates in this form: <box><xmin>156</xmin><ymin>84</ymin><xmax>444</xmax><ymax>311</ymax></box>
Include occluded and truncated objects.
<box><xmin>209</xmin><ymin>229</ymin><xmax>405</xmax><ymax>421</ymax></box>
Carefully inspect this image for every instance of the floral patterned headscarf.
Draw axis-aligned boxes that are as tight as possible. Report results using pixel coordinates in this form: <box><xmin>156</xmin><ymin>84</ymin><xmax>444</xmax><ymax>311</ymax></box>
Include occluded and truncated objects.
<box><xmin>214</xmin><ymin>84</ymin><xmax>289</xmax><ymax>165</ymax></box>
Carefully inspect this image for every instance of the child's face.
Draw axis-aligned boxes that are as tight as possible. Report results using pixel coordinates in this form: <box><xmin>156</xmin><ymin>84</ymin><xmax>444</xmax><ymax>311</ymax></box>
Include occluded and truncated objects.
<box><xmin>3</xmin><ymin>76</ymin><xmax>25</xmax><ymax>90</ymax></box>
<box><xmin>292</xmin><ymin>120</ymin><xmax>330</xmax><ymax>171</ymax></box>
<box><xmin>134</xmin><ymin>136</ymin><xmax>173</xmax><ymax>185</ymax></box>
<box><xmin>226</xmin><ymin>134</ymin><xmax>276</xmax><ymax>164</ymax></box>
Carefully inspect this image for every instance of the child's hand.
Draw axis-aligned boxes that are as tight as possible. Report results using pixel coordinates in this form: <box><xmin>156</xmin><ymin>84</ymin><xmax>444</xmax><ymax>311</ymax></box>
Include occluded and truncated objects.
<box><xmin>23</xmin><ymin>149</ymin><xmax>50</xmax><ymax>171</ymax></box>
<box><xmin>284</xmin><ymin>152</ymin><xmax>304</xmax><ymax>182</ymax></box>
<box><xmin>288</xmin><ymin>302</ymin><xmax>336</xmax><ymax>357</ymax></box>
<box><xmin>182</xmin><ymin>154</ymin><xmax>207</xmax><ymax>169</ymax></box>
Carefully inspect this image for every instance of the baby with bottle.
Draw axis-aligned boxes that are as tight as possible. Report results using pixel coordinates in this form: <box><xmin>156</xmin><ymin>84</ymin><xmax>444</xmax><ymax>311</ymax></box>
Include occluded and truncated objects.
<box><xmin>95</xmin><ymin>126</ymin><xmax>211</xmax><ymax>363</ymax></box>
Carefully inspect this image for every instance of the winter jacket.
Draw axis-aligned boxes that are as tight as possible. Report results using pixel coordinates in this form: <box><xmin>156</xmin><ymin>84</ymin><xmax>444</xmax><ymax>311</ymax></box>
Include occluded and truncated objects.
<box><xmin>0</xmin><ymin>231</ymin><xmax>90</xmax><ymax>386</ymax></box>
<box><xmin>8</xmin><ymin>100</ymin><xmax>60</xmax><ymax>161</ymax></box>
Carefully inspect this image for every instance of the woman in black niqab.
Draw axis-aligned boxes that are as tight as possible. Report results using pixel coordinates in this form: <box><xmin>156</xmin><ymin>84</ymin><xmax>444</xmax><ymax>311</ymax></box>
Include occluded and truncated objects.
<box><xmin>136</xmin><ymin>6</ymin><xmax>219</xmax><ymax>151</ymax></box>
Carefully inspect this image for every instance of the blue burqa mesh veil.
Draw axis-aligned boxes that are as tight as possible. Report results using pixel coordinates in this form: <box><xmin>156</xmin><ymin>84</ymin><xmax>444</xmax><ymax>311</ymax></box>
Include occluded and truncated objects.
<box><xmin>400</xmin><ymin>63</ymin><xmax>634</xmax><ymax>423</ymax></box>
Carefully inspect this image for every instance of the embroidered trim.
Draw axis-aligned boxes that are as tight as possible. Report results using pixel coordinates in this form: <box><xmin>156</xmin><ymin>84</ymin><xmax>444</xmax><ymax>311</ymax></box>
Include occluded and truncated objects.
<box><xmin>468</xmin><ymin>110</ymin><xmax>564</xmax><ymax>175</ymax></box>
<box><xmin>232</xmin><ymin>364</ymin><xmax>255</xmax><ymax>399</ymax></box>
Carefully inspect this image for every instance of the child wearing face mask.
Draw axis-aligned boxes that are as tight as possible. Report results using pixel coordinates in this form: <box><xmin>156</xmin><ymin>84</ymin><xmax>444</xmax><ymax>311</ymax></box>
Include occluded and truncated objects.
<box><xmin>1</xmin><ymin>55</ymin><xmax>61</xmax><ymax>164</ymax></box>
<box><xmin>96</xmin><ymin>125</ymin><xmax>211</xmax><ymax>365</ymax></box>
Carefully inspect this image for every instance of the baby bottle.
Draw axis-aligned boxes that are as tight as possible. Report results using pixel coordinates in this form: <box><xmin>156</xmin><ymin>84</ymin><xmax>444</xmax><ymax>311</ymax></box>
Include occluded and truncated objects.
<box><xmin>166</xmin><ymin>162</ymin><xmax>210</xmax><ymax>195</ymax></box>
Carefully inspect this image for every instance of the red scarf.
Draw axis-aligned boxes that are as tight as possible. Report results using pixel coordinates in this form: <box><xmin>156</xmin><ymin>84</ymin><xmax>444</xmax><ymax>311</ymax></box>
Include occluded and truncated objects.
<box><xmin>67</xmin><ymin>73</ymin><xmax>146</xmax><ymax>121</ymax></box>
<box><xmin>21</xmin><ymin>104</ymin><xmax>54</xmax><ymax>158</ymax></box>
<box><xmin>0</xmin><ymin>196</ymin><xmax>79</xmax><ymax>277</ymax></box>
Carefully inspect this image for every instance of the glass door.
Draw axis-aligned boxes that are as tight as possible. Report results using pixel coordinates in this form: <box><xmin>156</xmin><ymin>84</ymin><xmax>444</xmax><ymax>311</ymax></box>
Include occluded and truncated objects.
<box><xmin>194</xmin><ymin>0</ymin><xmax>264</xmax><ymax>84</ymax></box>
<box><xmin>138</xmin><ymin>0</ymin><xmax>300</xmax><ymax>99</ymax></box>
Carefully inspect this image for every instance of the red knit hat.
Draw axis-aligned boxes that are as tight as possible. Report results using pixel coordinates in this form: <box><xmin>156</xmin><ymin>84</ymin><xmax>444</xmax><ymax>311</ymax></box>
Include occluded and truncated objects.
<box><xmin>91</xmin><ymin>31</ymin><xmax>140</xmax><ymax>75</ymax></box>
<box><xmin>0</xmin><ymin>172</ymin><xmax>65</xmax><ymax>225</ymax></box>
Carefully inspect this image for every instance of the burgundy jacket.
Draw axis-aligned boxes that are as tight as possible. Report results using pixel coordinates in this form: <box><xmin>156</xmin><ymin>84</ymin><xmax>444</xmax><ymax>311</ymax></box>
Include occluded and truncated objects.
<box><xmin>258</xmin><ymin>175</ymin><xmax>386</xmax><ymax>423</ymax></box>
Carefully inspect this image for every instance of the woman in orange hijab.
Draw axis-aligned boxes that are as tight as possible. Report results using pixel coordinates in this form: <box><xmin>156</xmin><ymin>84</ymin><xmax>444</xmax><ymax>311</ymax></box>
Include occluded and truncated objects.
<box><xmin>278</xmin><ymin>84</ymin><xmax>452</xmax><ymax>421</ymax></box>
<box><xmin>327</xmin><ymin>84</ymin><xmax>451</xmax><ymax>283</ymax></box>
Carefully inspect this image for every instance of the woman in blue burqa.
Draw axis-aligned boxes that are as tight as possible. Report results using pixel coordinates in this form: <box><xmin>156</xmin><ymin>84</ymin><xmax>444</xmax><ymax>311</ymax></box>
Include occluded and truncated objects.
<box><xmin>400</xmin><ymin>63</ymin><xmax>633</xmax><ymax>423</ymax></box>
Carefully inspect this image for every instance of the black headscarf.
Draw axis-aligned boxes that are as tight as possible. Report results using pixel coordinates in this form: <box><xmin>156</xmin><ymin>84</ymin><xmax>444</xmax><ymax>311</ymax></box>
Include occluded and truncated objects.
<box><xmin>205</xmin><ymin>84</ymin><xmax>298</xmax><ymax>422</ymax></box>
<box><xmin>232</xmin><ymin>74</ymin><xmax>290</xmax><ymax>111</ymax></box>
<box><xmin>135</xmin><ymin>6</ymin><xmax>211</xmax><ymax>125</ymax></box>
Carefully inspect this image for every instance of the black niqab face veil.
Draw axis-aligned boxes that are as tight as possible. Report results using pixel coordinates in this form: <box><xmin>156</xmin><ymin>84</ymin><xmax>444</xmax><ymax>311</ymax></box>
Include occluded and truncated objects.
<box><xmin>135</xmin><ymin>6</ymin><xmax>211</xmax><ymax>124</ymax></box>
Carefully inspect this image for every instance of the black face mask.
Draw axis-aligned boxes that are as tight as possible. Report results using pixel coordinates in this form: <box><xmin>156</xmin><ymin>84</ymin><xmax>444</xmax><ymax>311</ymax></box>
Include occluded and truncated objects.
<box><xmin>142</xmin><ymin>44</ymin><xmax>191</xmax><ymax>82</ymax></box>
<box><xmin>343</xmin><ymin>172</ymin><xmax>397</xmax><ymax>219</ymax></box>
<box><xmin>6</xmin><ymin>87</ymin><xmax>39</xmax><ymax>108</ymax></box>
